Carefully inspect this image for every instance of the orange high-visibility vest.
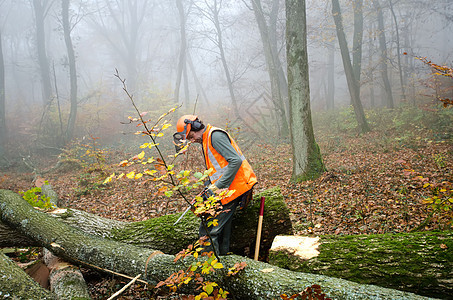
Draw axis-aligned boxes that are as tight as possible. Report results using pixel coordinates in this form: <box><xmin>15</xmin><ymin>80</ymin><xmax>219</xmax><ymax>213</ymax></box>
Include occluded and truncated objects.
<box><xmin>202</xmin><ymin>125</ymin><xmax>257</xmax><ymax>205</ymax></box>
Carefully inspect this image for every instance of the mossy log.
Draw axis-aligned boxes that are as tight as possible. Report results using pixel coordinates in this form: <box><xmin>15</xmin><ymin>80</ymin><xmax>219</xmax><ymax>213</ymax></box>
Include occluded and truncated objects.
<box><xmin>0</xmin><ymin>189</ymin><xmax>434</xmax><ymax>299</ymax></box>
<box><xmin>269</xmin><ymin>234</ymin><xmax>453</xmax><ymax>299</ymax></box>
<box><xmin>0</xmin><ymin>187</ymin><xmax>293</xmax><ymax>255</ymax></box>
<box><xmin>43</xmin><ymin>249</ymin><xmax>91</xmax><ymax>300</ymax></box>
<box><xmin>0</xmin><ymin>252</ymin><xmax>55</xmax><ymax>299</ymax></box>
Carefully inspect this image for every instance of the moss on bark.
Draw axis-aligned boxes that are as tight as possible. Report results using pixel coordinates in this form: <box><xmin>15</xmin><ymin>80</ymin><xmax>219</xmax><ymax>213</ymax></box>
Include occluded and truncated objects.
<box><xmin>269</xmin><ymin>231</ymin><xmax>453</xmax><ymax>299</ymax></box>
<box><xmin>0</xmin><ymin>253</ymin><xmax>55</xmax><ymax>299</ymax></box>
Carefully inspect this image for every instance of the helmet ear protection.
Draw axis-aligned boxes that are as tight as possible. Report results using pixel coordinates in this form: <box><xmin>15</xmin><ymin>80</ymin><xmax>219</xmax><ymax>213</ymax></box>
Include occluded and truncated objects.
<box><xmin>184</xmin><ymin>118</ymin><xmax>203</xmax><ymax>131</ymax></box>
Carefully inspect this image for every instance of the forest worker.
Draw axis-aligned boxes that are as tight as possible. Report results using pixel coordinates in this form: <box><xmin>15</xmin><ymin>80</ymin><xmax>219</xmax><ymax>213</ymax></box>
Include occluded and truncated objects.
<box><xmin>173</xmin><ymin>115</ymin><xmax>257</xmax><ymax>255</ymax></box>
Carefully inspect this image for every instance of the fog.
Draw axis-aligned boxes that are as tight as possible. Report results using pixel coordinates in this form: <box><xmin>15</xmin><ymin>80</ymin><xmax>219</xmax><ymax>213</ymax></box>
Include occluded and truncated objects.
<box><xmin>0</xmin><ymin>0</ymin><xmax>451</xmax><ymax>150</ymax></box>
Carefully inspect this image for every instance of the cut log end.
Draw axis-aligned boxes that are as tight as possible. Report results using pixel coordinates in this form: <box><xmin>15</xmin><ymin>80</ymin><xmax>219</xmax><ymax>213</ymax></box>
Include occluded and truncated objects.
<box><xmin>271</xmin><ymin>236</ymin><xmax>320</xmax><ymax>260</ymax></box>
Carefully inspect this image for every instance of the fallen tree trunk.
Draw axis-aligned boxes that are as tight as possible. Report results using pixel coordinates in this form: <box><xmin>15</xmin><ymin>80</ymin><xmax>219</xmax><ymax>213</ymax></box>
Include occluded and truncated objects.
<box><xmin>0</xmin><ymin>252</ymin><xmax>55</xmax><ymax>299</ymax></box>
<box><xmin>269</xmin><ymin>233</ymin><xmax>453</xmax><ymax>299</ymax></box>
<box><xmin>0</xmin><ymin>187</ymin><xmax>293</xmax><ymax>255</ymax></box>
<box><xmin>43</xmin><ymin>249</ymin><xmax>91</xmax><ymax>300</ymax></box>
<box><xmin>0</xmin><ymin>189</ymin><xmax>433</xmax><ymax>299</ymax></box>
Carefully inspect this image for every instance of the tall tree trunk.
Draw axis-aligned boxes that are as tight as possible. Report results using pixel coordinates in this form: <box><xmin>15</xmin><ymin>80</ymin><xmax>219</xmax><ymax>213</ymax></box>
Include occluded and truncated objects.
<box><xmin>210</xmin><ymin>1</ymin><xmax>240</xmax><ymax>118</ymax></box>
<box><xmin>388</xmin><ymin>0</ymin><xmax>406</xmax><ymax>102</ymax></box>
<box><xmin>368</xmin><ymin>26</ymin><xmax>376</xmax><ymax>107</ymax></box>
<box><xmin>62</xmin><ymin>0</ymin><xmax>78</xmax><ymax>142</ymax></box>
<box><xmin>269</xmin><ymin>0</ymin><xmax>290</xmax><ymax>136</ymax></box>
<box><xmin>373</xmin><ymin>0</ymin><xmax>394</xmax><ymax>108</ymax></box>
<box><xmin>252</xmin><ymin>0</ymin><xmax>289</xmax><ymax>138</ymax></box>
<box><xmin>0</xmin><ymin>189</ymin><xmax>432</xmax><ymax>299</ymax></box>
<box><xmin>33</xmin><ymin>0</ymin><xmax>52</xmax><ymax>106</ymax></box>
<box><xmin>286</xmin><ymin>0</ymin><xmax>326</xmax><ymax>182</ymax></box>
<box><xmin>331</xmin><ymin>0</ymin><xmax>370</xmax><ymax>133</ymax></box>
<box><xmin>0</xmin><ymin>31</ymin><xmax>6</xmax><ymax>157</ymax></box>
<box><xmin>352</xmin><ymin>0</ymin><xmax>364</xmax><ymax>93</ymax></box>
<box><xmin>175</xmin><ymin>0</ymin><xmax>188</xmax><ymax>105</ymax></box>
<box><xmin>104</xmin><ymin>0</ymin><xmax>149</xmax><ymax>93</ymax></box>
<box><xmin>187</xmin><ymin>53</ymin><xmax>210</xmax><ymax>108</ymax></box>
<box><xmin>326</xmin><ymin>38</ymin><xmax>335</xmax><ymax>111</ymax></box>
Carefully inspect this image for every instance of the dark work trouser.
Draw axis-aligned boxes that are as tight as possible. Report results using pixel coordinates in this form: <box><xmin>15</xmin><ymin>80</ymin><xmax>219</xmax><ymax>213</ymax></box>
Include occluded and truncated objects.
<box><xmin>199</xmin><ymin>194</ymin><xmax>245</xmax><ymax>256</ymax></box>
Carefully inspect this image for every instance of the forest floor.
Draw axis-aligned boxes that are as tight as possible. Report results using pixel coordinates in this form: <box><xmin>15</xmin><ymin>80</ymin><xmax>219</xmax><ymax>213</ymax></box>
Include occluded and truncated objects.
<box><xmin>1</xmin><ymin>106</ymin><xmax>452</xmax><ymax>299</ymax></box>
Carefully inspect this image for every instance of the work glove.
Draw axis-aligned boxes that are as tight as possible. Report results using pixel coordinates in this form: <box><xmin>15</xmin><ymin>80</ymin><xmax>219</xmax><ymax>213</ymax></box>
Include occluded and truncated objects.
<box><xmin>206</xmin><ymin>183</ymin><xmax>219</xmax><ymax>196</ymax></box>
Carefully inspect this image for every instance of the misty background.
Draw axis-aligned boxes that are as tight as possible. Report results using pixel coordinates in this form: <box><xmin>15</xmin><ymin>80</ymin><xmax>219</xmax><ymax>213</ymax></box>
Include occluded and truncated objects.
<box><xmin>0</xmin><ymin>0</ymin><xmax>451</xmax><ymax>156</ymax></box>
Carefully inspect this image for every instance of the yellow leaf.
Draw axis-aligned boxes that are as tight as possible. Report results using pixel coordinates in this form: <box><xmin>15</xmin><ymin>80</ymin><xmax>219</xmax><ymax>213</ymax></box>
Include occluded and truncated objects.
<box><xmin>162</xmin><ymin>123</ymin><xmax>171</xmax><ymax>130</ymax></box>
<box><xmin>118</xmin><ymin>173</ymin><xmax>125</xmax><ymax>179</ymax></box>
<box><xmin>183</xmin><ymin>277</ymin><xmax>192</xmax><ymax>284</ymax></box>
<box><xmin>135</xmin><ymin>173</ymin><xmax>143</xmax><ymax>179</ymax></box>
<box><xmin>144</xmin><ymin>169</ymin><xmax>157</xmax><ymax>176</ymax></box>
<box><xmin>423</xmin><ymin>198</ymin><xmax>433</xmax><ymax>204</ymax></box>
<box><xmin>423</xmin><ymin>183</ymin><xmax>430</xmax><ymax>188</ymax></box>
<box><xmin>139</xmin><ymin>143</ymin><xmax>149</xmax><ymax>149</ymax></box>
<box><xmin>213</xmin><ymin>262</ymin><xmax>223</xmax><ymax>269</ymax></box>
<box><xmin>103</xmin><ymin>173</ymin><xmax>115</xmax><ymax>184</ymax></box>
<box><xmin>126</xmin><ymin>171</ymin><xmax>135</xmax><ymax>179</ymax></box>
<box><xmin>157</xmin><ymin>132</ymin><xmax>164</xmax><ymax>137</ymax></box>
<box><xmin>137</xmin><ymin>151</ymin><xmax>145</xmax><ymax>160</ymax></box>
<box><xmin>118</xmin><ymin>160</ymin><xmax>129</xmax><ymax>167</ymax></box>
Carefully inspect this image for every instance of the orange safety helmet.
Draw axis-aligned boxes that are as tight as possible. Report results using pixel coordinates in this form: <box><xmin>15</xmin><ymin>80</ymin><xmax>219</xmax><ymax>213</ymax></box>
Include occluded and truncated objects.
<box><xmin>176</xmin><ymin>115</ymin><xmax>198</xmax><ymax>138</ymax></box>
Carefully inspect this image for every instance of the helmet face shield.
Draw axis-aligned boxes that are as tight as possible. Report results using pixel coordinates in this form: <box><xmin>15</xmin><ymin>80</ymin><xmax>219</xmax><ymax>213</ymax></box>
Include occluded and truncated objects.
<box><xmin>173</xmin><ymin>131</ymin><xmax>187</xmax><ymax>153</ymax></box>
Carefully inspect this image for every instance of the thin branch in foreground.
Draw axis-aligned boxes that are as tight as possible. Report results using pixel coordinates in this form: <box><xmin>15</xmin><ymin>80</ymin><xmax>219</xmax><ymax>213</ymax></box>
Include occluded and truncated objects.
<box><xmin>107</xmin><ymin>274</ymin><xmax>142</xmax><ymax>300</ymax></box>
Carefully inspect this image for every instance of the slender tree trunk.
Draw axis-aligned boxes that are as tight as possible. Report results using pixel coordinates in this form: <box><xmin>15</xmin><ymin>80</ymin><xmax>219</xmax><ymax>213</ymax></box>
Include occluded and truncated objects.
<box><xmin>252</xmin><ymin>0</ymin><xmax>289</xmax><ymax>138</ymax></box>
<box><xmin>286</xmin><ymin>0</ymin><xmax>326</xmax><ymax>182</ymax></box>
<box><xmin>388</xmin><ymin>0</ymin><xmax>406</xmax><ymax>102</ymax></box>
<box><xmin>331</xmin><ymin>0</ymin><xmax>370</xmax><ymax>133</ymax></box>
<box><xmin>175</xmin><ymin>0</ymin><xmax>188</xmax><ymax>105</ymax></box>
<box><xmin>352</xmin><ymin>0</ymin><xmax>364</xmax><ymax>93</ymax></box>
<box><xmin>127</xmin><ymin>1</ymin><xmax>138</xmax><ymax>93</ymax></box>
<box><xmin>33</xmin><ymin>0</ymin><xmax>52</xmax><ymax>106</ymax></box>
<box><xmin>373</xmin><ymin>0</ymin><xmax>394</xmax><ymax>108</ymax></box>
<box><xmin>62</xmin><ymin>0</ymin><xmax>78</xmax><ymax>142</ymax></box>
<box><xmin>0</xmin><ymin>31</ymin><xmax>6</xmax><ymax>156</ymax></box>
<box><xmin>269</xmin><ymin>0</ymin><xmax>290</xmax><ymax>135</ymax></box>
<box><xmin>187</xmin><ymin>53</ymin><xmax>210</xmax><ymax>108</ymax></box>
<box><xmin>368</xmin><ymin>25</ymin><xmax>376</xmax><ymax>107</ymax></box>
<box><xmin>211</xmin><ymin>1</ymin><xmax>240</xmax><ymax>118</ymax></box>
<box><xmin>326</xmin><ymin>39</ymin><xmax>335</xmax><ymax>110</ymax></box>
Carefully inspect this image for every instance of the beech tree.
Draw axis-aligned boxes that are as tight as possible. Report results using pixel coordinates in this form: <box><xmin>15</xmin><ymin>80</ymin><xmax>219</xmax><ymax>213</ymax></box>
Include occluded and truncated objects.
<box><xmin>251</xmin><ymin>0</ymin><xmax>289</xmax><ymax>138</ymax></box>
<box><xmin>32</xmin><ymin>0</ymin><xmax>52</xmax><ymax>107</ymax></box>
<box><xmin>352</xmin><ymin>0</ymin><xmax>364</xmax><ymax>93</ymax></box>
<box><xmin>331</xmin><ymin>0</ymin><xmax>370</xmax><ymax>133</ymax></box>
<box><xmin>372</xmin><ymin>0</ymin><xmax>394</xmax><ymax>108</ymax></box>
<box><xmin>286</xmin><ymin>0</ymin><xmax>325</xmax><ymax>182</ymax></box>
<box><xmin>0</xmin><ymin>30</ymin><xmax>5</xmax><ymax>157</ymax></box>
<box><xmin>174</xmin><ymin>0</ymin><xmax>190</xmax><ymax>105</ymax></box>
<box><xmin>61</xmin><ymin>0</ymin><xmax>78</xmax><ymax>142</ymax></box>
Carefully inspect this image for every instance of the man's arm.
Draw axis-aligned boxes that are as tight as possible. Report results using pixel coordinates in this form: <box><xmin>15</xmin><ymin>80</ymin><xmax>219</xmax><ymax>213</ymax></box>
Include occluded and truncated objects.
<box><xmin>210</xmin><ymin>130</ymin><xmax>242</xmax><ymax>189</ymax></box>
